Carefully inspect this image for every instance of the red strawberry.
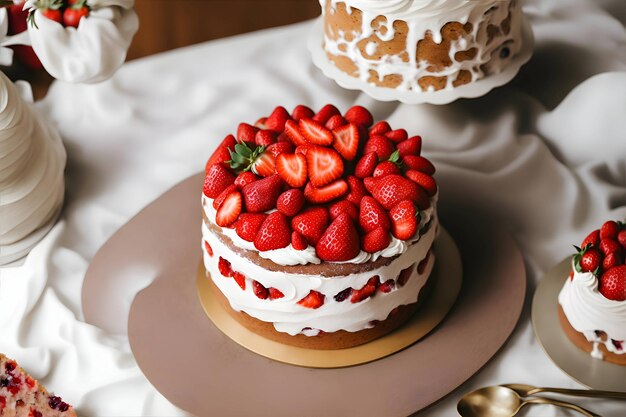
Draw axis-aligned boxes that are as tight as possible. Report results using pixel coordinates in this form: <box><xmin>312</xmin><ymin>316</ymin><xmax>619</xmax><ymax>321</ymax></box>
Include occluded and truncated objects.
<box><xmin>379</xmin><ymin>279</ymin><xmax>395</xmax><ymax>293</ymax></box>
<box><xmin>300</xmin><ymin>118</ymin><xmax>334</xmax><ymax>146</ymax></box>
<box><xmin>363</xmin><ymin>177</ymin><xmax>376</xmax><ymax>194</ymax></box>
<box><xmin>346</xmin><ymin>176</ymin><xmax>368</xmax><ymax>206</ymax></box>
<box><xmin>277</xmin><ymin>189</ymin><xmax>305</xmax><ymax>216</ymax></box>
<box><xmin>373</xmin><ymin>161</ymin><xmax>401</xmax><ymax>178</ymax></box>
<box><xmin>359</xmin><ymin>196</ymin><xmax>390</xmax><ymax>232</ymax></box>
<box><xmin>362</xmin><ymin>227</ymin><xmax>391</xmax><ymax>253</ymax></box>
<box><xmin>600</xmin><ymin>239</ymin><xmax>623</xmax><ymax>256</ymax></box>
<box><xmin>579</xmin><ymin>248</ymin><xmax>602</xmax><ymax>273</ymax></box>
<box><xmin>291</xmin><ymin>207</ymin><xmax>330</xmax><ymax>245</ymax></box>
<box><xmin>402</xmin><ymin>155</ymin><xmax>435</xmax><ymax>175</ymax></box>
<box><xmin>255</xmin><ymin>129</ymin><xmax>277</xmax><ymax>146</ymax></box>
<box><xmin>291</xmin><ymin>231</ymin><xmax>308</xmax><ymax>250</ymax></box>
<box><xmin>233</xmin><ymin>272</ymin><xmax>246</xmax><ymax>290</ymax></box>
<box><xmin>618</xmin><ymin>230</ymin><xmax>626</xmax><ymax>248</ymax></box>
<box><xmin>269</xmin><ymin>287</ymin><xmax>285</xmax><ymax>300</ymax></box>
<box><xmin>390</xmin><ymin>200</ymin><xmax>418</xmax><ymax>240</ymax></box>
<box><xmin>351</xmin><ymin>276</ymin><xmax>380</xmax><ymax>303</ymax></box>
<box><xmin>218</xmin><ymin>257</ymin><xmax>233</xmax><ymax>277</ymax></box>
<box><xmin>405</xmin><ymin>170</ymin><xmax>437</xmax><ymax>196</ymax></box>
<box><xmin>265</xmin><ymin>106</ymin><xmax>291</xmax><ymax>132</ymax></box>
<box><xmin>334</xmin><ymin>288</ymin><xmax>352</xmax><ymax>302</ymax></box>
<box><xmin>396</xmin><ymin>136</ymin><xmax>422</xmax><ymax>156</ymax></box>
<box><xmin>306</xmin><ymin>146</ymin><xmax>344</xmax><ymax>187</ymax></box>
<box><xmin>364</xmin><ymin>135</ymin><xmax>395</xmax><ymax>160</ymax></box>
<box><xmin>344</xmin><ymin>105</ymin><xmax>373</xmax><ymax>128</ymax></box>
<box><xmin>316</xmin><ymin>213</ymin><xmax>360</xmax><ymax>261</ymax></box>
<box><xmin>371</xmin><ymin>175</ymin><xmax>428</xmax><ymax>210</ymax></box>
<box><xmin>251</xmin><ymin>152</ymin><xmax>276</xmax><ymax>177</ymax></box>
<box><xmin>292</xmin><ymin>105</ymin><xmax>315</xmax><ymax>121</ymax></box>
<box><xmin>295</xmin><ymin>144</ymin><xmax>310</xmax><ymax>156</ymax></box>
<box><xmin>325</xmin><ymin>114</ymin><xmax>347</xmax><ymax>130</ymax></box>
<box><xmin>62</xmin><ymin>5</ymin><xmax>88</xmax><ymax>28</ymax></box>
<box><xmin>599</xmin><ymin>265</ymin><xmax>626</xmax><ymax>301</ymax></box>
<box><xmin>213</xmin><ymin>184</ymin><xmax>238</xmax><ymax>209</ymax></box>
<box><xmin>603</xmin><ymin>251</ymin><xmax>624</xmax><ymax>270</ymax></box>
<box><xmin>234</xmin><ymin>171</ymin><xmax>258</xmax><ymax>189</ymax></box>
<box><xmin>370</xmin><ymin>121</ymin><xmax>391</xmax><ymax>136</ymax></box>
<box><xmin>253</xmin><ymin>281</ymin><xmax>269</xmax><ymax>299</ymax></box>
<box><xmin>284</xmin><ymin>119</ymin><xmax>308</xmax><ymax>146</ymax></box>
<box><xmin>215</xmin><ymin>191</ymin><xmax>242</xmax><ymax>227</ymax></box>
<box><xmin>297</xmin><ymin>290</ymin><xmax>325</xmax><ymax>309</ymax></box>
<box><xmin>329</xmin><ymin>200</ymin><xmax>358</xmax><ymax>221</ymax></box>
<box><xmin>266</xmin><ymin>141</ymin><xmax>294</xmax><ymax>158</ymax></box>
<box><xmin>237</xmin><ymin>123</ymin><xmax>259</xmax><ymax>145</ymax></box>
<box><xmin>204</xmin><ymin>240</ymin><xmax>214</xmax><ymax>257</ymax></box>
<box><xmin>304</xmin><ymin>179</ymin><xmax>348</xmax><ymax>204</ymax></box>
<box><xmin>276</xmin><ymin>153</ymin><xmax>307</xmax><ymax>188</ymax></box>
<box><xmin>385</xmin><ymin>129</ymin><xmax>408</xmax><ymax>143</ymax></box>
<box><xmin>332</xmin><ymin>123</ymin><xmax>360</xmax><ymax>161</ymax></box>
<box><xmin>312</xmin><ymin>104</ymin><xmax>340</xmax><ymax>124</ymax></box>
<box><xmin>398</xmin><ymin>265</ymin><xmax>413</xmax><ymax>287</ymax></box>
<box><xmin>203</xmin><ymin>164</ymin><xmax>236</xmax><ymax>198</ymax></box>
<box><xmin>418</xmin><ymin>250</ymin><xmax>432</xmax><ymax>274</ymax></box>
<box><xmin>255</xmin><ymin>117</ymin><xmax>267</xmax><ymax>129</ymax></box>
<box><xmin>581</xmin><ymin>229</ymin><xmax>601</xmax><ymax>249</ymax></box>
<box><xmin>601</xmin><ymin>221</ymin><xmax>620</xmax><ymax>239</ymax></box>
<box><xmin>206</xmin><ymin>134</ymin><xmax>237</xmax><ymax>169</ymax></box>
<box><xmin>234</xmin><ymin>213</ymin><xmax>267</xmax><ymax>242</ymax></box>
<box><xmin>355</xmin><ymin>152</ymin><xmax>378</xmax><ymax>178</ymax></box>
<box><xmin>242</xmin><ymin>174</ymin><xmax>283</xmax><ymax>213</ymax></box>
<box><xmin>254</xmin><ymin>212</ymin><xmax>291</xmax><ymax>251</ymax></box>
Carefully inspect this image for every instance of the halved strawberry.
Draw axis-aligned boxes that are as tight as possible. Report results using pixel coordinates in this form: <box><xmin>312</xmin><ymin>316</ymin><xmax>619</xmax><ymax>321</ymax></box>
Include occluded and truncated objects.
<box><xmin>297</xmin><ymin>290</ymin><xmax>325</xmax><ymax>309</ymax></box>
<box><xmin>316</xmin><ymin>213</ymin><xmax>360</xmax><ymax>261</ymax></box>
<box><xmin>291</xmin><ymin>207</ymin><xmax>330</xmax><ymax>245</ymax></box>
<box><xmin>233</xmin><ymin>272</ymin><xmax>246</xmax><ymax>290</ymax></box>
<box><xmin>306</xmin><ymin>146</ymin><xmax>344</xmax><ymax>187</ymax></box>
<box><xmin>255</xmin><ymin>129</ymin><xmax>277</xmax><ymax>146</ymax></box>
<box><xmin>218</xmin><ymin>257</ymin><xmax>233</xmax><ymax>277</ymax></box>
<box><xmin>350</xmin><ymin>276</ymin><xmax>380</xmax><ymax>303</ymax></box>
<box><xmin>242</xmin><ymin>174</ymin><xmax>283</xmax><ymax>213</ymax></box>
<box><xmin>385</xmin><ymin>129</ymin><xmax>408</xmax><ymax>143</ymax></box>
<box><xmin>312</xmin><ymin>104</ymin><xmax>340</xmax><ymax>124</ymax></box>
<box><xmin>329</xmin><ymin>200</ymin><xmax>358</xmax><ymax>221</ymax></box>
<box><xmin>237</xmin><ymin>123</ymin><xmax>259</xmax><ymax>145</ymax></box>
<box><xmin>254</xmin><ymin>212</ymin><xmax>291</xmax><ymax>251</ymax></box>
<box><xmin>346</xmin><ymin>176</ymin><xmax>368</xmax><ymax>206</ymax></box>
<box><xmin>215</xmin><ymin>191</ymin><xmax>242</xmax><ymax>227</ymax></box>
<box><xmin>402</xmin><ymin>155</ymin><xmax>435</xmax><ymax>175</ymax></box>
<box><xmin>206</xmin><ymin>134</ymin><xmax>237</xmax><ymax>169</ymax></box>
<box><xmin>251</xmin><ymin>152</ymin><xmax>276</xmax><ymax>177</ymax></box>
<box><xmin>332</xmin><ymin>123</ymin><xmax>360</xmax><ymax>161</ymax></box>
<box><xmin>405</xmin><ymin>170</ymin><xmax>437</xmax><ymax>196</ymax></box>
<box><xmin>203</xmin><ymin>163</ymin><xmax>236</xmax><ymax>198</ymax></box>
<box><xmin>204</xmin><ymin>240</ymin><xmax>214</xmax><ymax>257</ymax></box>
<box><xmin>213</xmin><ymin>184</ymin><xmax>238</xmax><ymax>209</ymax></box>
<box><xmin>300</xmin><ymin>118</ymin><xmax>334</xmax><ymax>146</ymax></box>
<box><xmin>284</xmin><ymin>119</ymin><xmax>308</xmax><ymax>146</ymax></box>
<box><xmin>295</xmin><ymin>144</ymin><xmax>310</xmax><ymax>156</ymax></box>
<box><xmin>370</xmin><ymin>121</ymin><xmax>391</xmax><ymax>136</ymax></box>
<box><xmin>234</xmin><ymin>213</ymin><xmax>268</xmax><ymax>242</ymax></box>
<box><xmin>344</xmin><ymin>105</ymin><xmax>373</xmax><ymax>128</ymax></box>
<box><xmin>355</xmin><ymin>152</ymin><xmax>378</xmax><ymax>178</ymax></box>
<box><xmin>253</xmin><ymin>281</ymin><xmax>269</xmax><ymax>299</ymax></box>
<box><xmin>389</xmin><ymin>200</ymin><xmax>419</xmax><ymax>240</ymax></box>
<box><xmin>396</xmin><ymin>135</ymin><xmax>422</xmax><ymax>156</ymax></box>
<box><xmin>371</xmin><ymin>175</ymin><xmax>428</xmax><ymax>210</ymax></box>
<box><xmin>234</xmin><ymin>171</ymin><xmax>258</xmax><ymax>189</ymax></box>
<box><xmin>304</xmin><ymin>179</ymin><xmax>348</xmax><ymax>204</ymax></box>
<box><xmin>379</xmin><ymin>279</ymin><xmax>395</xmax><ymax>293</ymax></box>
<box><xmin>292</xmin><ymin>105</ymin><xmax>315</xmax><ymax>121</ymax></box>
<box><xmin>266</xmin><ymin>141</ymin><xmax>294</xmax><ymax>158</ymax></box>
<box><xmin>265</xmin><ymin>106</ymin><xmax>291</xmax><ymax>132</ymax></box>
<box><xmin>362</xmin><ymin>227</ymin><xmax>391</xmax><ymax>253</ymax></box>
<box><xmin>291</xmin><ymin>231</ymin><xmax>308</xmax><ymax>250</ymax></box>
<box><xmin>276</xmin><ymin>153</ymin><xmax>307</xmax><ymax>188</ymax></box>
<box><xmin>325</xmin><ymin>114</ymin><xmax>347</xmax><ymax>130</ymax></box>
<box><xmin>364</xmin><ymin>135</ymin><xmax>394</xmax><ymax>160</ymax></box>
<box><xmin>276</xmin><ymin>188</ymin><xmax>305</xmax><ymax>216</ymax></box>
<box><xmin>359</xmin><ymin>196</ymin><xmax>390</xmax><ymax>232</ymax></box>
<box><xmin>269</xmin><ymin>287</ymin><xmax>285</xmax><ymax>300</ymax></box>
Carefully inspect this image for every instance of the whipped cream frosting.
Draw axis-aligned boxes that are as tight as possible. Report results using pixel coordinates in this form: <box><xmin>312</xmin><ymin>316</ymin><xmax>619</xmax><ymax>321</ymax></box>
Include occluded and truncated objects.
<box><xmin>0</xmin><ymin>72</ymin><xmax>65</xmax><ymax>265</ymax></box>
<box><xmin>202</xmin><ymin>217</ymin><xmax>436</xmax><ymax>336</ymax></box>
<box><xmin>558</xmin><ymin>265</ymin><xmax>626</xmax><ymax>358</ymax></box>
<box><xmin>321</xmin><ymin>0</ymin><xmax>524</xmax><ymax>91</ymax></box>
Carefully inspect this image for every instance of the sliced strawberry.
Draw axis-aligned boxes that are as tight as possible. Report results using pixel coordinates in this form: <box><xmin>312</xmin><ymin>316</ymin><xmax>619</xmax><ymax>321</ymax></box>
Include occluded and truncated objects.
<box><xmin>206</xmin><ymin>134</ymin><xmax>237</xmax><ymax>169</ymax></box>
<box><xmin>254</xmin><ymin>117</ymin><xmax>267</xmax><ymax>129</ymax></box>
<box><xmin>291</xmin><ymin>231</ymin><xmax>308</xmax><ymax>250</ymax></box>
<box><xmin>362</xmin><ymin>227</ymin><xmax>391</xmax><ymax>253</ymax></box>
<box><xmin>242</xmin><ymin>174</ymin><xmax>283</xmax><ymax>213</ymax></box>
<box><xmin>601</xmin><ymin>221</ymin><xmax>621</xmax><ymax>239</ymax></box>
<box><xmin>329</xmin><ymin>200</ymin><xmax>358</xmax><ymax>221</ymax></box>
<box><xmin>332</xmin><ymin>123</ymin><xmax>360</xmax><ymax>161</ymax></box>
<box><xmin>297</xmin><ymin>290</ymin><xmax>325</xmax><ymax>309</ymax></box>
<box><xmin>418</xmin><ymin>250</ymin><xmax>432</xmax><ymax>274</ymax></box>
<box><xmin>359</xmin><ymin>196</ymin><xmax>390</xmax><ymax>232</ymax></box>
<box><xmin>276</xmin><ymin>188</ymin><xmax>305</xmax><ymax>216</ymax></box>
<box><xmin>265</xmin><ymin>106</ymin><xmax>291</xmax><ymax>132</ymax></box>
<box><xmin>251</xmin><ymin>151</ymin><xmax>276</xmax><ymax>177</ymax></box>
<box><xmin>405</xmin><ymin>170</ymin><xmax>438</xmax><ymax>196</ymax></box>
<box><xmin>370</xmin><ymin>121</ymin><xmax>391</xmax><ymax>136</ymax></box>
<box><xmin>350</xmin><ymin>276</ymin><xmax>380</xmax><ymax>303</ymax></box>
<box><xmin>316</xmin><ymin>213</ymin><xmax>360</xmax><ymax>261</ymax></box>
<box><xmin>402</xmin><ymin>155</ymin><xmax>435</xmax><ymax>175</ymax></box>
<box><xmin>379</xmin><ymin>279</ymin><xmax>395</xmax><ymax>293</ymax></box>
<box><xmin>390</xmin><ymin>200</ymin><xmax>419</xmax><ymax>240</ymax></box>
<box><xmin>325</xmin><ymin>114</ymin><xmax>347</xmax><ymax>130</ymax></box>
<box><xmin>291</xmin><ymin>207</ymin><xmax>330</xmax><ymax>245</ymax></box>
<box><xmin>355</xmin><ymin>152</ymin><xmax>378</xmax><ymax>179</ymax></box>
<box><xmin>213</xmin><ymin>184</ymin><xmax>238</xmax><ymax>209</ymax></box>
<box><xmin>312</xmin><ymin>104</ymin><xmax>340</xmax><ymax>124</ymax></box>
<box><xmin>385</xmin><ymin>129</ymin><xmax>408</xmax><ymax>143</ymax></box>
<box><xmin>253</xmin><ymin>281</ymin><xmax>269</xmax><ymax>299</ymax></box>
<box><xmin>334</xmin><ymin>288</ymin><xmax>352</xmax><ymax>302</ymax></box>
<box><xmin>215</xmin><ymin>191</ymin><xmax>242</xmax><ymax>227</ymax></box>
<box><xmin>300</xmin><ymin>118</ymin><xmax>334</xmax><ymax>146</ymax></box>
<box><xmin>364</xmin><ymin>135</ymin><xmax>395</xmax><ymax>160</ymax></box>
<box><xmin>266</xmin><ymin>141</ymin><xmax>294</xmax><ymax>158</ymax></box>
<box><xmin>373</xmin><ymin>161</ymin><xmax>401</xmax><ymax>178</ymax></box>
<box><xmin>396</xmin><ymin>135</ymin><xmax>422</xmax><ymax>156</ymax></box>
<box><xmin>237</xmin><ymin>123</ymin><xmax>259</xmax><ymax>145</ymax></box>
<box><xmin>398</xmin><ymin>265</ymin><xmax>414</xmax><ymax>287</ymax></box>
<box><xmin>234</xmin><ymin>213</ymin><xmax>268</xmax><ymax>242</ymax></box>
<box><xmin>295</xmin><ymin>144</ymin><xmax>310</xmax><ymax>156</ymax></box>
<box><xmin>346</xmin><ymin>176</ymin><xmax>368</xmax><ymax>206</ymax></box>
<box><xmin>218</xmin><ymin>257</ymin><xmax>233</xmax><ymax>277</ymax></box>
<box><xmin>203</xmin><ymin>164</ymin><xmax>236</xmax><ymax>198</ymax></box>
<box><xmin>599</xmin><ymin>265</ymin><xmax>626</xmax><ymax>301</ymax></box>
<box><xmin>276</xmin><ymin>153</ymin><xmax>307</xmax><ymax>188</ymax></box>
<box><xmin>255</xmin><ymin>129</ymin><xmax>277</xmax><ymax>146</ymax></box>
<box><xmin>344</xmin><ymin>105</ymin><xmax>373</xmax><ymax>128</ymax></box>
<box><xmin>304</xmin><ymin>179</ymin><xmax>348</xmax><ymax>204</ymax></box>
<box><xmin>371</xmin><ymin>174</ymin><xmax>429</xmax><ymax>210</ymax></box>
<box><xmin>284</xmin><ymin>119</ymin><xmax>308</xmax><ymax>146</ymax></box>
<box><xmin>306</xmin><ymin>146</ymin><xmax>344</xmax><ymax>187</ymax></box>
<box><xmin>254</xmin><ymin>212</ymin><xmax>291</xmax><ymax>251</ymax></box>
<box><xmin>600</xmin><ymin>238</ymin><xmax>623</xmax><ymax>256</ymax></box>
<box><xmin>277</xmin><ymin>132</ymin><xmax>291</xmax><ymax>143</ymax></box>
<box><xmin>204</xmin><ymin>240</ymin><xmax>214</xmax><ymax>257</ymax></box>
<box><xmin>234</xmin><ymin>171</ymin><xmax>259</xmax><ymax>189</ymax></box>
<box><xmin>581</xmin><ymin>229</ymin><xmax>601</xmax><ymax>249</ymax></box>
<box><xmin>269</xmin><ymin>287</ymin><xmax>285</xmax><ymax>300</ymax></box>
<box><xmin>233</xmin><ymin>272</ymin><xmax>246</xmax><ymax>290</ymax></box>
<box><xmin>292</xmin><ymin>105</ymin><xmax>315</xmax><ymax>121</ymax></box>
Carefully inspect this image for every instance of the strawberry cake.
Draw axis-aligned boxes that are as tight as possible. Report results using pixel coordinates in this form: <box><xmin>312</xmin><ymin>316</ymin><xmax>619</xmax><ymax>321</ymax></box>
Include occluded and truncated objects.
<box><xmin>201</xmin><ymin>104</ymin><xmax>439</xmax><ymax>349</ymax></box>
<box><xmin>320</xmin><ymin>0</ymin><xmax>525</xmax><ymax>92</ymax></box>
<box><xmin>558</xmin><ymin>220</ymin><xmax>626</xmax><ymax>365</ymax></box>
<box><xmin>0</xmin><ymin>353</ymin><xmax>76</xmax><ymax>416</ymax></box>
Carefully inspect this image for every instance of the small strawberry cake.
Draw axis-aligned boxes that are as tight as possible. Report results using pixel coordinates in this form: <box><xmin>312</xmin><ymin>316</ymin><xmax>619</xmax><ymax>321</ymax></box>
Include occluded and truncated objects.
<box><xmin>201</xmin><ymin>104</ymin><xmax>439</xmax><ymax>349</ymax></box>
<box><xmin>558</xmin><ymin>220</ymin><xmax>626</xmax><ymax>365</ymax></box>
<box><xmin>0</xmin><ymin>353</ymin><xmax>76</xmax><ymax>416</ymax></box>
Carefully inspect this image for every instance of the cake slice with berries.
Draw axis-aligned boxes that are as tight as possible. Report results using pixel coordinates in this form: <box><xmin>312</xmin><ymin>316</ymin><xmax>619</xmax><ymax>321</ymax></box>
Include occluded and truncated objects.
<box><xmin>201</xmin><ymin>104</ymin><xmax>439</xmax><ymax>349</ymax></box>
<box><xmin>0</xmin><ymin>353</ymin><xmax>76</xmax><ymax>416</ymax></box>
<box><xmin>558</xmin><ymin>220</ymin><xmax>626</xmax><ymax>365</ymax></box>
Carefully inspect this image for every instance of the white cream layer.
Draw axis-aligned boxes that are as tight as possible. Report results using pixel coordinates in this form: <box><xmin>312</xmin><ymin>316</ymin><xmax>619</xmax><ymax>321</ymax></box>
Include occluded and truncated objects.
<box><xmin>558</xmin><ymin>265</ymin><xmax>626</xmax><ymax>358</ymax></box>
<box><xmin>320</xmin><ymin>0</ymin><xmax>524</xmax><ymax>91</ymax></box>
<box><xmin>202</xmin><ymin>217</ymin><xmax>436</xmax><ymax>336</ymax></box>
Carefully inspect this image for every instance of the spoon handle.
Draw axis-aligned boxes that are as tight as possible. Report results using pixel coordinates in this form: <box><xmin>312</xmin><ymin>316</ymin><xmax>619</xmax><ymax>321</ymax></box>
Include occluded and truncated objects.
<box><xmin>530</xmin><ymin>387</ymin><xmax>626</xmax><ymax>399</ymax></box>
<box><xmin>525</xmin><ymin>397</ymin><xmax>600</xmax><ymax>417</ymax></box>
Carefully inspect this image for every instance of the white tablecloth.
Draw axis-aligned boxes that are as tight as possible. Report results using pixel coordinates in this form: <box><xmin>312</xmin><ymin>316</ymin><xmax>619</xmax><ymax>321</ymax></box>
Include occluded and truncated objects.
<box><xmin>1</xmin><ymin>0</ymin><xmax>625</xmax><ymax>415</ymax></box>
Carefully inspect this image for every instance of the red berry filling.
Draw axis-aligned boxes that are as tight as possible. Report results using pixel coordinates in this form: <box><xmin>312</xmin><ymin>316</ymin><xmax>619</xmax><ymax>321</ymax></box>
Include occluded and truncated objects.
<box><xmin>204</xmin><ymin>241</ymin><xmax>214</xmax><ymax>257</ymax></box>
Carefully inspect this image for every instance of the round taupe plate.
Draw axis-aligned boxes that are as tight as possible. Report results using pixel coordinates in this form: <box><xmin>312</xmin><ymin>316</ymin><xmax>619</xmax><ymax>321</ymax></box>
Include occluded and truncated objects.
<box><xmin>83</xmin><ymin>174</ymin><xmax>526</xmax><ymax>416</ymax></box>
<box><xmin>532</xmin><ymin>259</ymin><xmax>626</xmax><ymax>392</ymax></box>
<box><xmin>197</xmin><ymin>227</ymin><xmax>462</xmax><ymax>369</ymax></box>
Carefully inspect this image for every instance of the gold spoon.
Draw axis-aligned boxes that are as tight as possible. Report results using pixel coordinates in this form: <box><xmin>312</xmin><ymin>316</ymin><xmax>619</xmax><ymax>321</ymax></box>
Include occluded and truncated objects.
<box><xmin>457</xmin><ymin>386</ymin><xmax>600</xmax><ymax>417</ymax></box>
<box><xmin>504</xmin><ymin>383</ymin><xmax>626</xmax><ymax>399</ymax></box>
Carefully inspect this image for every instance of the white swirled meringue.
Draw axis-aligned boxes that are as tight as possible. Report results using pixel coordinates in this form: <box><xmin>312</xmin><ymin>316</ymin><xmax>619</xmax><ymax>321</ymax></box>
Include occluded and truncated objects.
<box><xmin>24</xmin><ymin>0</ymin><xmax>138</xmax><ymax>83</ymax></box>
<box><xmin>0</xmin><ymin>72</ymin><xmax>65</xmax><ymax>265</ymax></box>
<box><xmin>558</xmin><ymin>265</ymin><xmax>626</xmax><ymax>358</ymax></box>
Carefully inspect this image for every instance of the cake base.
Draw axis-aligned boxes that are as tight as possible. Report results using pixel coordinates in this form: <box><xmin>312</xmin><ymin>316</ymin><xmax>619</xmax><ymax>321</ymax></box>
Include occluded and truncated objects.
<box><xmin>558</xmin><ymin>304</ymin><xmax>626</xmax><ymax>366</ymax></box>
